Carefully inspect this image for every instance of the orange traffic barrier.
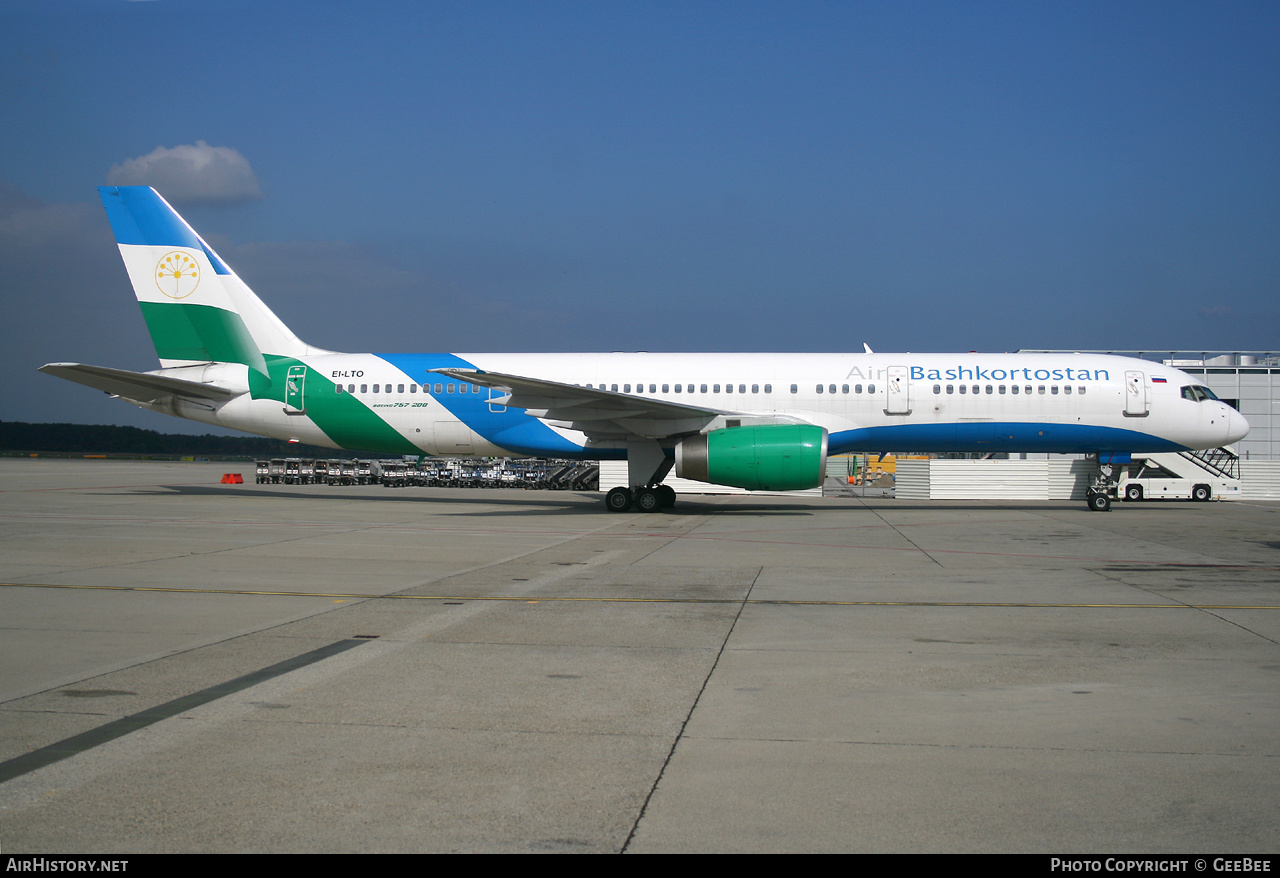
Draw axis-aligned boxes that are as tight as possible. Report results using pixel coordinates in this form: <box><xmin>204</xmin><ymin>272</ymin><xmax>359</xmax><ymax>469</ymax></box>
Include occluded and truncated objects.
<box><xmin>220</xmin><ymin>473</ymin><xmax>244</xmax><ymax>484</ymax></box>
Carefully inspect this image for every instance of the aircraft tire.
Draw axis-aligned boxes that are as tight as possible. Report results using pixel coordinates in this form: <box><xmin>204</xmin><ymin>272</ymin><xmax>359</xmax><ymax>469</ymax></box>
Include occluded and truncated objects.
<box><xmin>1125</xmin><ymin>484</ymin><xmax>1143</xmax><ymax>502</ymax></box>
<box><xmin>657</xmin><ymin>485</ymin><xmax>676</xmax><ymax>508</ymax></box>
<box><xmin>605</xmin><ymin>486</ymin><xmax>633</xmax><ymax>513</ymax></box>
<box><xmin>635</xmin><ymin>487</ymin><xmax>662</xmax><ymax>513</ymax></box>
<box><xmin>1087</xmin><ymin>491</ymin><xmax>1112</xmax><ymax>512</ymax></box>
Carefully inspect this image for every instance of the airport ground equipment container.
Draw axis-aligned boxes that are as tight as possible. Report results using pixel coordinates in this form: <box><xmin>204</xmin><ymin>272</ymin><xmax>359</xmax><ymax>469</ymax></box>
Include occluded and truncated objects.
<box><xmin>1116</xmin><ymin>450</ymin><xmax>1241</xmax><ymax>502</ymax></box>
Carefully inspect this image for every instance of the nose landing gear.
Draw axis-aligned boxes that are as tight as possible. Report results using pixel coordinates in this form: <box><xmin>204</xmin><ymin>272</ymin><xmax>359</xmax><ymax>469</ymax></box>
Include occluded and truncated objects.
<box><xmin>1086</xmin><ymin>490</ymin><xmax>1112</xmax><ymax>512</ymax></box>
<box><xmin>1085</xmin><ymin>460</ymin><xmax>1119</xmax><ymax>512</ymax></box>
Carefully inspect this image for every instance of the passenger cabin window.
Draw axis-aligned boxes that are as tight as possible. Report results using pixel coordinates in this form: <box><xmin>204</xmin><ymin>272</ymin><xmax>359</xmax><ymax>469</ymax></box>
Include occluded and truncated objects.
<box><xmin>790</xmin><ymin>384</ymin><xmax>798</xmax><ymax>394</ymax></box>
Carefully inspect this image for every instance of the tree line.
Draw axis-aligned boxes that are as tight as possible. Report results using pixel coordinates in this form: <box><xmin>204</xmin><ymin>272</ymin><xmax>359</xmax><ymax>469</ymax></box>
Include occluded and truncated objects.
<box><xmin>0</xmin><ymin>421</ymin><xmax>343</xmax><ymax>458</ymax></box>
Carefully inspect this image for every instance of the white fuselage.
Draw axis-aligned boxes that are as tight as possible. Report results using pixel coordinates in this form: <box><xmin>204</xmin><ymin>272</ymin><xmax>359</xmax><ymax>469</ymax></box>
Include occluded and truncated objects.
<box><xmin>150</xmin><ymin>351</ymin><xmax>1247</xmax><ymax>459</ymax></box>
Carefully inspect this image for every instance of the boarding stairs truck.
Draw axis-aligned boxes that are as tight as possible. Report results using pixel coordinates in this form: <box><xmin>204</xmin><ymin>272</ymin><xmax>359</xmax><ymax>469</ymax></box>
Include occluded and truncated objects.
<box><xmin>1115</xmin><ymin>447</ymin><xmax>1242</xmax><ymax>503</ymax></box>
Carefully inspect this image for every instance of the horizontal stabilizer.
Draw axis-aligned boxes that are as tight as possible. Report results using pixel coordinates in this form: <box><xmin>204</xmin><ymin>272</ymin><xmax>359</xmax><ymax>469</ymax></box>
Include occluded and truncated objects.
<box><xmin>39</xmin><ymin>363</ymin><xmax>240</xmax><ymax>404</ymax></box>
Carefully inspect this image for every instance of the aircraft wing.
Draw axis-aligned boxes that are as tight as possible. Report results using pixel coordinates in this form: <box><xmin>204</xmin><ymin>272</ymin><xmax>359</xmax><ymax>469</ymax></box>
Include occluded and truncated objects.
<box><xmin>429</xmin><ymin>367</ymin><xmax>724</xmax><ymax>441</ymax></box>
<box><xmin>39</xmin><ymin>363</ymin><xmax>241</xmax><ymax>404</ymax></box>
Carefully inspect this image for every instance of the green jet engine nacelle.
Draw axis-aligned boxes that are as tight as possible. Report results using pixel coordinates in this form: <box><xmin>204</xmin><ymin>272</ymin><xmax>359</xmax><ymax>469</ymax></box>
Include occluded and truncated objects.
<box><xmin>675</xmin><ymin>423</ymin><xmax>829</xmax><ymax>491</ymax></box>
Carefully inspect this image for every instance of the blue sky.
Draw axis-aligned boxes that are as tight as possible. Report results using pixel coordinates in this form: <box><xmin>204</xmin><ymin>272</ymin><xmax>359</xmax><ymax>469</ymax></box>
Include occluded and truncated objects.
<box><xmin>2</xmin><ymin>0</ymin><xmax>1277</xmax><ymax>429</ymax></box>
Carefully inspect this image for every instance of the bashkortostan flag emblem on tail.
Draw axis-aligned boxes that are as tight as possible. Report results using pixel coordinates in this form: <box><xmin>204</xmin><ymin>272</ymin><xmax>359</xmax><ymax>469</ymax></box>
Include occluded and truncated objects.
<box><xmin>155</xmin><ymin>251</ymin><xmax>201</xmax><ymax>299</ymax></box>
<box><xmin>97</xmin><ymin>186</ymin><xmax>322</xmax><ymax>368</ymax></box>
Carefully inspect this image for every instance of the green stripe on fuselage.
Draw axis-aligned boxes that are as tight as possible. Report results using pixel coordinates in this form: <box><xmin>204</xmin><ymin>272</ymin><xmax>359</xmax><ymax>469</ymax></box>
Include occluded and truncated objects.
<box><xmin>138</xmin><ymin>301</ymin><xmax>267</xmax><ymax>374</ymax></box>
<box><xmin>250</xmin><ymin>356</ymin><xmax>421</xmax><ymax>455</ymax></box>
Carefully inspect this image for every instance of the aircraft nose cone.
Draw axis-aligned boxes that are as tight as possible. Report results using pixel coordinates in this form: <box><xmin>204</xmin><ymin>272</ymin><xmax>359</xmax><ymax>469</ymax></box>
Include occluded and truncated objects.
<box><xmin>1226</xmin><ymin>408</ymin><xmax>1250</xmax><ymax>445</ymax></box>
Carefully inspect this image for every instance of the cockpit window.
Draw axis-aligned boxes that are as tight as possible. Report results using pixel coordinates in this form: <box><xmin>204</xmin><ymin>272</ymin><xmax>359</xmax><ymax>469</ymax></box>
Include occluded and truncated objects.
<box><xmin>1181</xmin><ymin>385</ymin><xmax>1218</xmax><ymax>402</ymax></box>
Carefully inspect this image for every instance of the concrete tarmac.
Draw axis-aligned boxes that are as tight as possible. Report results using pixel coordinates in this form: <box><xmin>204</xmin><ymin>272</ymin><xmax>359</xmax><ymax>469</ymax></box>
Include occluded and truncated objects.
<box><xmin>1</xmin><ymin>458</ymin><xmax>1277</xmax><ymax>853</ymax></box>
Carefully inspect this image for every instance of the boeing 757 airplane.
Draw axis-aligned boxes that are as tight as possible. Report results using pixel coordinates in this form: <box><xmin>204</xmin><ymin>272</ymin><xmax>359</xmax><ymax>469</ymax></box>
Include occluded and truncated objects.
<box><xmin>41</xmin><ymin>187</ymin><xmax>1249</xmax><ymax>512</ymax></box>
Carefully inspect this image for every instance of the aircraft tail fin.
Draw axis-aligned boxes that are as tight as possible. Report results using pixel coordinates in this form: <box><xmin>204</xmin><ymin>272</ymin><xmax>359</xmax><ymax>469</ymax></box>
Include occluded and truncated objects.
<box><xmin>97</xmin><ymin>186</ymin><xmax>324</xmax><ymax>374</ymax></box>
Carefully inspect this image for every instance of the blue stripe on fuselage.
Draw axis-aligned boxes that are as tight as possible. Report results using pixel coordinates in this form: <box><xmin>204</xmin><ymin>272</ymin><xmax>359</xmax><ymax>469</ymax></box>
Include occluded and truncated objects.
<box><xmin>827</xmin><ymin>422</ymin><xmax>1189</xmax><ymax>456</ymax></box>
<box><xmin>376</xmin><ymin>353</ymin><xmax>585</xmax><ymax>456</ymax></box>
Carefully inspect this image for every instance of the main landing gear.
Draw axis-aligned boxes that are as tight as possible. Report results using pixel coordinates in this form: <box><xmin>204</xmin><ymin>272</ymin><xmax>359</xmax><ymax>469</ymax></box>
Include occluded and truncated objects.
<box><xmin>605</xmin><ymin>439</ymin><xmax>678</xmax><ymax>512</ymax></box>
<box><xmin>605</xmin><ymin>484</ymin><xmax>677</xmax><ymax>513</ymax></box>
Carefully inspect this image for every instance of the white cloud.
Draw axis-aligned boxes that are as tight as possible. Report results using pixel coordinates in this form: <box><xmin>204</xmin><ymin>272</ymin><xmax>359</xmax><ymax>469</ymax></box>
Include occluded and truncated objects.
<box><xmin>106</xmin><ymin>141</ymin><xmax>262</xmax><ymax>204</ymax></box>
